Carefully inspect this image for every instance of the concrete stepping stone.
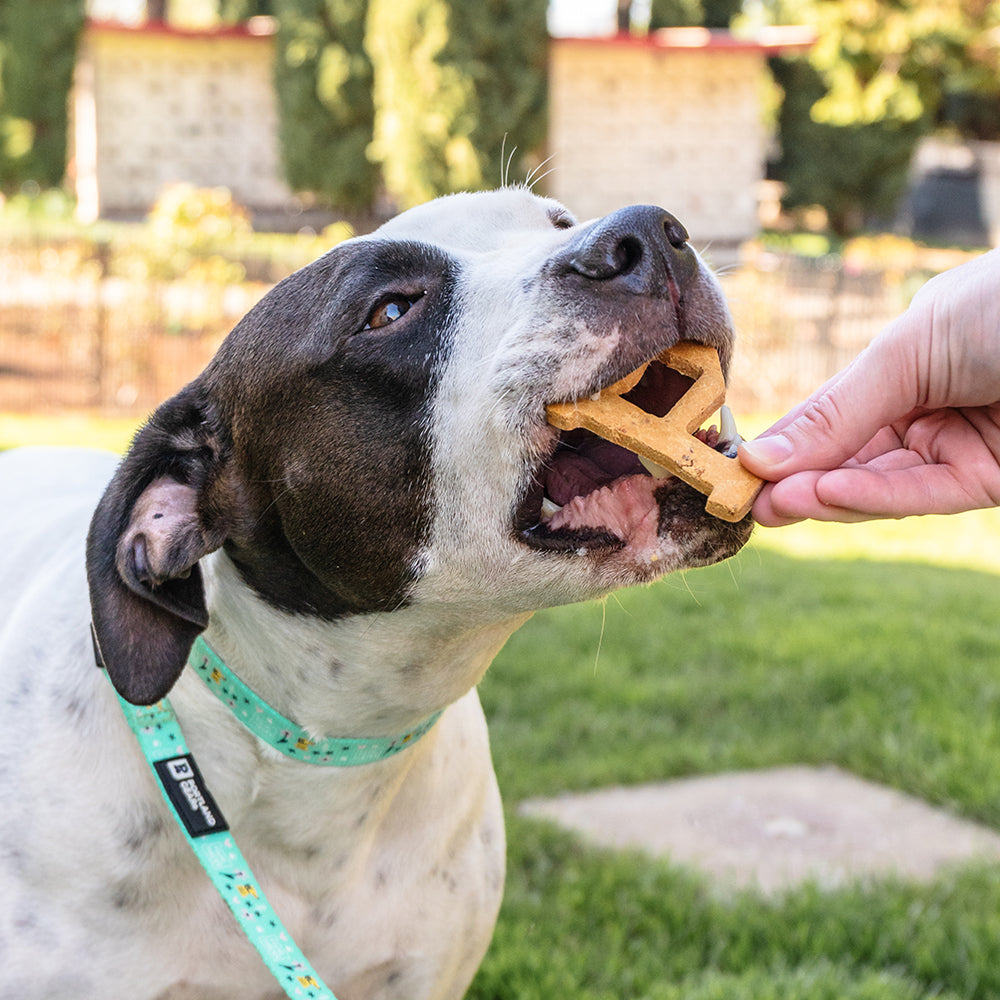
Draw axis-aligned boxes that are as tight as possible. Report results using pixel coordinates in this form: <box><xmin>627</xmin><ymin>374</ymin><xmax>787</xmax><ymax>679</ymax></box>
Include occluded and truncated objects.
<box><xmin>519</xmin><ymin>765</ymin><xmax>1000</xmax><ymax>894</ymax></box>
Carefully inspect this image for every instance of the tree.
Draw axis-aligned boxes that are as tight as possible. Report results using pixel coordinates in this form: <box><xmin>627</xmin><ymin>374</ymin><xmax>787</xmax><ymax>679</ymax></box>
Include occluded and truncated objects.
<box><xmin>772</xmin><ymin>57</ymin><xmax>924</xmax><ymax>235</ymax></box>
<box><xmin>445</xmin><ymin>0</ymin><xmax>547</xmax><ymax>191</ymax></box>
<box><xmin>366</xmin><ymin>0</ymin><xmax>547</xmax><ymax>210</ymax></box>
<box><xmin>272</xmin><ymin>0</ymin><xmax>377</xmax><ymax>210</ymax></box>
<box><xmin>0</xmin><ymin>0</ymin><xmax>85</xmax><ymax>192</ymax></box>
<box><xmin>616</xmin><ymin>0</ymin><xmax>631</xmax><ymax>33</ymax></box>
<box><xmin>931</xmin><ymin>0</ymin><xmax>1000</xmax><ymax>139</ymax></box>
<box><xmin>218</xmin><ymin>0</ymin><xmax>272</xmax><ymax>17</ymax></box>
<box><xmin>768</xmin><ymin>0</ymin><xmax>1000</xmax><ymax>234</ymax></box>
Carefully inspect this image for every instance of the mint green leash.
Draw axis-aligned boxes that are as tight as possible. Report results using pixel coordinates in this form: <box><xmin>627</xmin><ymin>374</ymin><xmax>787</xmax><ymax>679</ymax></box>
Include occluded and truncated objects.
<box><xmin>113</xmin><ymin>635</ymin><xmax>442</xmax><ymax>999</ymax></box>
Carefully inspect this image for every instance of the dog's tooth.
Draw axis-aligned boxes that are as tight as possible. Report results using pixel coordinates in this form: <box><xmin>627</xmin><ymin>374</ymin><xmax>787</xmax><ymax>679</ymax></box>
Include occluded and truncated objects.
<box><xmin>718</xmin><ymin>405</ymin><xmax>742</xmax><ymax>457</ymax></box>
<box><xmin>590</xmin><ymin>391</ymin><xmax>602</xmax><ymax>402</ymax></box>
<box><xmin>540</xmin><ymin>497</ymin><xmax>563</xmax><ymax>520</ymax></box>
<box><xmin>718</xmin><ymin>404</ymin><xmax>738</xmax><ymax>444</ymax></box>
<box><xmin>638</xmin><ymin>454</ymin><xmax>672</xmax><ymax>479</ymax></box>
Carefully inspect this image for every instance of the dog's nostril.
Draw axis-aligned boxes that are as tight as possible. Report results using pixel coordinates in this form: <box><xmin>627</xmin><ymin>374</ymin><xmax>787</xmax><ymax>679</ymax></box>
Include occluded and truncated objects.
<box><xmin>663</xmin><ymin>217</ymin><xmax>689</xmax><ymax>249</ymax></box>
<box><xmin>569</xmin><ymin>234</ymin><xmax>644</xmax><ymax>281</ymax></box>
<box><xmin>613</xmin><ymin>235</ymin><xmax>643</xmax><ymax>275</ymax></box>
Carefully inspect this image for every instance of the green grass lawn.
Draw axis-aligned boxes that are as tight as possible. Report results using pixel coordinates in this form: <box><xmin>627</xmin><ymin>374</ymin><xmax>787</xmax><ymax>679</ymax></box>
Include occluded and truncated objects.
<box><xmin>5</xmin><ymin>413</ymin><xmax>1000</xmax><ymax>998</ymax></box>
<box><xmin>473</xmin><ymin>510</ymin><xmax>1000</xmax><ymax>1000</ymax></box>
<box><xmin>0</xmin><ymin>410</ymin><xmax>140</xmax><ymax>453</ymax></box>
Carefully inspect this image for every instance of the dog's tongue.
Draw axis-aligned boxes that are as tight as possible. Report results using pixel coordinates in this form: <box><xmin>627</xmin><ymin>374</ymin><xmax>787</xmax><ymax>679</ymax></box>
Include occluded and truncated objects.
<box><xmin>545</xmin><ymin>474</ymin><xmax>662</xmax><ymax>545</ymax></box>
<box><xmin>546</xmin><ymin>436</ymin><xmax>642</xmax><ymax>506</ymax></box>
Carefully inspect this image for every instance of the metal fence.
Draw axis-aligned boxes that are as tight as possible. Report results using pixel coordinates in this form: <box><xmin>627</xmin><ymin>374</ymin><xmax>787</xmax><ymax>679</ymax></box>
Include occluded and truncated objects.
<box><xmin>0</xmin><ymin>236</ymin><xmax>270</xmax><ymax>413</ymax></box>
<box><xmin>720</xmin><ymin>252</ymin><xmax>911</xmax><ymax>415</ymax></box>
<box><xmin>0</xmin><ymin>235</ymin><xmax>927</xmax><ymax>418</ymax></box>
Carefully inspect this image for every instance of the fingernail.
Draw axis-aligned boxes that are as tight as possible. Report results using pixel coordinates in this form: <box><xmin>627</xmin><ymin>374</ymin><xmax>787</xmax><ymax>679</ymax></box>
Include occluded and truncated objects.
<box><xmin>739</xmin><ymin>435</ymin><xmax>793</xmax><ymax>467</ymax></box>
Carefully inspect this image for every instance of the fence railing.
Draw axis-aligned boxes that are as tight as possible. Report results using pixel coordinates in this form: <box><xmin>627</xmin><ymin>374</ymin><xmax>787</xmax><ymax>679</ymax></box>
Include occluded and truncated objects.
<box><xmin>720</xmin><ymin>251</ymin><xmax>913</xmax><ymax>415</ymax></box>
<box><xmin>0</xmin><ymin>236</ymin><xmax>269</xmax><ymax>412</ymax></box>
<box><xmin>0</xmin><ymin>235</ymin><xmax>938</xmax><ymax>418</ymax></box>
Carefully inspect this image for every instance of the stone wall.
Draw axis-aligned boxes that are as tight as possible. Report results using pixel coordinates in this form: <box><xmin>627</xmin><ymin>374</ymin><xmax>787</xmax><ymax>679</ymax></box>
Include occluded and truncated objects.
<box><xmin>547</xmin><ymin>31</ymin><xmax>805</xmax><ymax>256</ymax></box>
<box><xmin>72</xmin><ymin>19</ymin><xmax>291</xmax><ymax>223</ymax></box>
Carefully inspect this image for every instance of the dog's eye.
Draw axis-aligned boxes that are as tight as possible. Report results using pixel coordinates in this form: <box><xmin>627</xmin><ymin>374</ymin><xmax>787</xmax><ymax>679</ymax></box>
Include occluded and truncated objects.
<box><xmin>549</xmin><ymin>210</ymin><xmax>575</xmax><ymax>231</ymax></box>
<box><xmin>364</xmin><ymin>294</ymin><xmax>421</xmax><ymax>331</ymax></box>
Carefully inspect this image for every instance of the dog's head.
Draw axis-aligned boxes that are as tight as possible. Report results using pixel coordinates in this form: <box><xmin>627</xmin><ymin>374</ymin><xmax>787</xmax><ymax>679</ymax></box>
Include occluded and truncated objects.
<box><xmin>88</xmin><ymin>188</ymin><xmax>752</xmax><ymax>704</ymax></box>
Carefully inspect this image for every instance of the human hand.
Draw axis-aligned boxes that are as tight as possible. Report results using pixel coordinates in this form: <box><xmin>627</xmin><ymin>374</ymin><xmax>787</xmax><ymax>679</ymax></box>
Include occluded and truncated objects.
<box><xmin>738</xmin><ymin>247</ymin><xmax>1000</xmax><ymax>526</ymax></box>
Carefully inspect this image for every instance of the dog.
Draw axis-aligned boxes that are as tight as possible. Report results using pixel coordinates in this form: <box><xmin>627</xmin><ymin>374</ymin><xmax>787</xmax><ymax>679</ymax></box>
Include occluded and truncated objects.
<box><xmin>0</xmin><ymin>187</ymin><xmax>752</xmax><ymax>1000</ymax></box>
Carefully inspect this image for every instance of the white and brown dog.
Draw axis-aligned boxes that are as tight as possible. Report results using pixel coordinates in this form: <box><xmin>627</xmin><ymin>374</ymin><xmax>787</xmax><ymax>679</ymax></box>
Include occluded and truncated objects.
<box><xmin>0</xmin><ymin>188</ymin><xmax>751</xmax><ymax>999</ymax></box>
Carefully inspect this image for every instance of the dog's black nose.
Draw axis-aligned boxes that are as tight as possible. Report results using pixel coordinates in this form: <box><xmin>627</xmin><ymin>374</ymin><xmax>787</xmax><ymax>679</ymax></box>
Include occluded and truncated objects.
<box><xmin>566</xmin><ymin>205</ymin><xmax>697</xmax><ymax>295</ymax></box>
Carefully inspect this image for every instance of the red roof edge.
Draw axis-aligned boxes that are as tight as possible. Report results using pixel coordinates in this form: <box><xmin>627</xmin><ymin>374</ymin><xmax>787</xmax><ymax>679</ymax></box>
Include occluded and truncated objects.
<box><xmin>554</xmin><ymin>25</ymin><xmax>816</xmax><ymax>55</ymax></box>
<box><xmin>84</xmin><ymin>16</ymin><xmax>277</xmax><ymax>40</ymax></box>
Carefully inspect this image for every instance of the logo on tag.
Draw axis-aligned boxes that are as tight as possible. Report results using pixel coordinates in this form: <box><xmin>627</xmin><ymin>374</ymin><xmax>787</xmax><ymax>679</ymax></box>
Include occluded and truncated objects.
<box><xmin>154</xmin><ymin>754</ymin><xmax>229</xmax><ymax>838</ymax></box>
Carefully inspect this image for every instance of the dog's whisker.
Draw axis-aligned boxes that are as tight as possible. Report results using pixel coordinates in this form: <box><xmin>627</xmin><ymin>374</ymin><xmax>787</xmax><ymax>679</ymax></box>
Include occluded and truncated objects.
<box><xmin>534</xmin><ymin>167</ymin><xmax>558</xmax><ymax>191</ymax></box>
<box><xmin>592</xmin><ymin>596</ymin><xmax>607</xmax><ymax>676</ymax></box>
<box><xmin>525</xmin><ymin>155</ymin><xmax>557</xmax><ymax>191</ymax></box>
<box><xmin>248</xmin><ymin>483</ymin><xmax>297</xmax><ymax>532</ymax></box>
<box><xmin>501</xmin><ymin>136</ymin><xmax>518</xmax><ymax>190</ymax></box>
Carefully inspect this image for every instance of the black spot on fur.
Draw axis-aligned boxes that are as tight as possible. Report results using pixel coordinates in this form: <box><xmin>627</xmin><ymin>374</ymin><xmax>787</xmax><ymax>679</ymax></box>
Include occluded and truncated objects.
<box><xmin>111</xmin><ymin>879</ymin><xmax>146</xmax><ymax>911</ymax></box>
<box><xmin>120</xmin><ymin>804</ymin><xmax>168</xmax><ymax>856</ymax></box>
<box><xmin>63</xmin><ymin>695</ymin><xmax>89</xmax><ymax>726</ymax></box>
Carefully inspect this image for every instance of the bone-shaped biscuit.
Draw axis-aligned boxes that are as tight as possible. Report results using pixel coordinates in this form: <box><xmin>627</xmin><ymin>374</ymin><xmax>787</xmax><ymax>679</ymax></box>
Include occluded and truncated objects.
<box><xmin>545</xmin><ymin>341</ymin><xmax>763</xmax><ymax>522</ymax></box>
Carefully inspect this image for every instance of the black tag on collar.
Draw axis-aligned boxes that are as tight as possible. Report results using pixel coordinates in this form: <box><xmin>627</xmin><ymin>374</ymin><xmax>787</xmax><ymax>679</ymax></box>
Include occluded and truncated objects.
<box><xmin>154</xmin><ymin>754</ymin><xmax>230</xmax><ymax>838</ymax></box>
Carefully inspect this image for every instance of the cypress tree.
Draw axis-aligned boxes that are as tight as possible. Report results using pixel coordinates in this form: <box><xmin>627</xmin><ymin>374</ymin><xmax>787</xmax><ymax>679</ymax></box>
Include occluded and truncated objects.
<box><xmin>446</xmin><ymin>0</ymin><xmax>548</xmax><ymax>191</ymax></box>
<box><xmin>648</xmin><ymin>0</ymin><xmax>703</xmax><ymax>29</ymax></box>
<box><xmin>272</xmin><ymin>0</ymin><xmax>377</xmax><ymax>210</ymax></box>
<box><xmin>0</xmin><ymin>0</ymin><xmax>85</xmax><ymax>191</ymax></box>
<box><xmin>366</xmin><ymin>0</ymin><xmax>546</xmax><ymax>210</ymax></box>
<box><xmin>648</xmin><ymin>0</ymin><xmax>741</xmax><ymax>29</ymax></box>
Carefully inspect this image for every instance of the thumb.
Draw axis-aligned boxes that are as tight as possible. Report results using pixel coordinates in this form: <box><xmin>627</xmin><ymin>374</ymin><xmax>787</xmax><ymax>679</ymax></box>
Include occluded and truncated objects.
<box><xmin>739</xmin><ymin>334</ymin><xmax>914</xmax><ymax>480</ymax></box>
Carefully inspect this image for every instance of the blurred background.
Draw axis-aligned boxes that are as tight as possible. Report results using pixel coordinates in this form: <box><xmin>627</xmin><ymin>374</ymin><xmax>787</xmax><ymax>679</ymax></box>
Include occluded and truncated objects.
<box><xmin>0</xmin><ymin>0</ymin><xmax>997</xmax><ymax>421</ymax></box>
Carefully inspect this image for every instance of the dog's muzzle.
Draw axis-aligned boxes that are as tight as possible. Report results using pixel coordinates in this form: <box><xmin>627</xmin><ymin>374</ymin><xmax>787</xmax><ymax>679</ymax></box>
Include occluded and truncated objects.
<box><xmin>514</xmin><ymin>205</ymin><xmax>749</xmax><ymax>558</ymax></box>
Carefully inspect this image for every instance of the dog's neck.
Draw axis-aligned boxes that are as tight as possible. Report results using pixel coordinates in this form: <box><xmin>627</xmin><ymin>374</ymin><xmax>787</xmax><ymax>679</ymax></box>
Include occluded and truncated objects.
<box><xmin>200</xmin><ymin>552</ymin><xmax>530</xmax><ymax>739</ymax></box>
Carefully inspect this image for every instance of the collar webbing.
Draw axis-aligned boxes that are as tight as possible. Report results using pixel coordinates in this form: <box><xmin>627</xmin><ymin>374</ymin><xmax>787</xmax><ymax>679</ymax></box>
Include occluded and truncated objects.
<box><xmin>188</xmin><ymin>636</ymin><xmax>442</xmax><ymax>765</ymax></box>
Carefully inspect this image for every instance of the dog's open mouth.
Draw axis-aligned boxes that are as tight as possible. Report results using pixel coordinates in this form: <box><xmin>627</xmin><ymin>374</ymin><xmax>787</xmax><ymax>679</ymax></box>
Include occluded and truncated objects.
<box><xmin>515</xmin><ymin>357</ymin><xmax>743</xmax><ymax>555</ymax></box>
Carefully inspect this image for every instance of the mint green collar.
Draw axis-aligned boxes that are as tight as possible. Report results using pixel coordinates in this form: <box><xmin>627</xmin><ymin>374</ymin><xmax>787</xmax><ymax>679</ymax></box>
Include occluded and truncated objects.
<box><xmin>188</xmin><ymin>636</ymin><xmax>442</xmax><ymax>766</ymax></box>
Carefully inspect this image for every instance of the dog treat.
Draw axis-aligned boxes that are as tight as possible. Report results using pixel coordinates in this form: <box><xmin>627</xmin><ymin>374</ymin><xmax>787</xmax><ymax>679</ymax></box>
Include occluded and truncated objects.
<box><xmin>545</xmin><ymin>342</ymin><xmax>764</xmax><ymax>522</ymax></box>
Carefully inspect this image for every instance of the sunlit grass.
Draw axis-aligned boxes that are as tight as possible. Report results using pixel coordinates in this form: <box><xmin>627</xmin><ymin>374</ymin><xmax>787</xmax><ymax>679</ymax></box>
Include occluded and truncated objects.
<box><xmin>753</xmin><ymin>507</ymin><xmax>1000</xmax><ymax>575</ymax></box>
<box><xmin>0</xmin><ymin>410</ymin><xmax>140</xmax><ymax>454</ymax></box>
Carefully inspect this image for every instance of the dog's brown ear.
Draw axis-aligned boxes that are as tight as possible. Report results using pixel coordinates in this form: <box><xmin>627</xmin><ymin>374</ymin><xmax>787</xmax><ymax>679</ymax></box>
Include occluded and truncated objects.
<box><xmin>87</xmin><ymin>387</ymin><xmax>230</xmax><ymax>705</ymax></box>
